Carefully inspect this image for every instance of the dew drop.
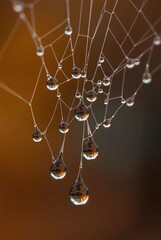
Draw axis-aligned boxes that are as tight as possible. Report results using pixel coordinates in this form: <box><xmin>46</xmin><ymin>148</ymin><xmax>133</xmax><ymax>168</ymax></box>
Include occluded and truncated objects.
<box><xmin>58</xmin><ymin>63</ymin><xmax>62</xmax><ymax>69</ymax></box>
<box><xmin>126</xmin><ymin>97</ymin><xmax>134</xmax><ymax>107</ymax></box>
<box><xmin>99</xmin><ymin>55</ymin><xmax>104</xmax><ymax>63</ymax></box>
<box><xmin>95</xmin><ymin>124</ymin><xmax>99</xmax><ymax>130</ymax></box>
<box><xmin>65</xmin><ymin>25</ymin><xmax>72</xmax><ymax>35</ymax></box>
<box><xmin>74</xmin><ymin>101</ymin><xmax>89</xmax><ymax>121</ymax></box>
<box><xmin>13</xmin><ymin>0</ymin><xmax>24</xmax><ymax>13</ymax></box>
<box><xmin>50</xmin><ymin>152</ymin><xmax>67</xmax><ymax>180</ymax></box>
<box><xmin>153</xmin><ymin>35</ymin><xmax>161</xmax><ymax>46</ymax></box>
<box><xmin>97</xmin><ymin>80</ymin><xmax>102</xmax><ymax>86</ymax></box>
<box><xmin>75</xmin><ymin>91</ymin><xmax>81</xmax><ymax>98</ymax></box>
<box><xmin>103</xmin><ymin>118</ymin><xmax>112</xmax><ymax>128</ymax></box>
<box><xmin>57</xmin><ymin>92</ymin><xmax>61</xmax><ymax>98</ymax></box>
<box><xmin>70</xmin><ymin>169</ymin><xmax>89</xmax><ymax>205</ymax></box>
<box><xmin>98</xmin><ymin>88</ymin><xmax>103</xmax><ymax>94</ymax></box>
<box><xmin>32</xmin><ymin>127</ymin><xmax>42</xmax><ymax>142</ymax></box>
<box><xmin>126</xmin><ymin>58</ymin><xmax>135</xmax><ymax>69</ymax></box>
<box><xmin>134</xmin><ymin>58</ymin><xmax>140</xmax><ymax>66</ymax></box>
<box><xmin>46</xmin><ymin>77</ymin><xmax>58</xmax><ymax>90</ymax></box>
<box><xmin>59</xmin><ymin>122</ymin><xmax>69</xmax><ymax>133</ymax></box>
<box><xmin>142</xmin><ymin>71</ymin><xmax>152</xmax><ymax>84</ymax></box>
<box><xmin>71</xmin><ymin>67</ymin><xmax>82</xmax><ymax>79</ymax></box>
<box><xmin>83</xmin><ymin>136</ymin><xmax>99</xmax><ymax>160</ymax></box>
<box><xmin>104</xmin><ymin>99</ymin><xmax>108</xmax><ymax>105</ymax></box>
<box><xmin>121</xmin><ymin>99</ymin><xmax>126</xmax><ymax>104</ymax></box>
<box><xmin>86</xmin><ymin>90</ymin><xmax>97</xmax><ymax>102</ymax></box>
<box><xmin>81</xmin><ymin>70</ymin><xmax>87</xmax><ymax>78</ymax></box>
<box><xmin>103</xmin><ymin>76</ymin><xmax>111</xmax><ymax>86</ymax></box>
<box><xmin>36</xmin><ymin>47</ymin><xmax>44</xmax><ymax>57</ymax></box>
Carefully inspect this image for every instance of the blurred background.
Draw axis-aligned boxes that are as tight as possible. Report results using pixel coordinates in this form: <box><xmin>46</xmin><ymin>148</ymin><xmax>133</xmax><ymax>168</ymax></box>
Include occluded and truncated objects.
<box><xmin>0</xmin><ymin>0</ymin><xmax>161</xmax><ymax>239</ymax></box>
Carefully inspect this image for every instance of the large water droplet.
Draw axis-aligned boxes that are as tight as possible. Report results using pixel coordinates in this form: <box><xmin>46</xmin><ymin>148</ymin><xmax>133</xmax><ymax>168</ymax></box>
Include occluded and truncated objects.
<box><xmin>32</xmin><ymin>127</ymin><xmax>42</xmax><ymax>142</ymax></box>
<box><xmin>59</xmin><ymin>122</ymin><xmax>69</xmax><ymax>133</ymax></box>
<box><xmin>50</xmin><ymin>152</ymin><xmax>67</xmax><ymax>180</ymax></box>
<box><xmin>46</xmin><ymin>76</ymin><xmax>58</xmax><ymax>90</ymax></box>
<box><xmin>153</xmin><ymin>35</ymin><xmax>161</xmax><ymax>46</ymax></box>
<box><xmin>74</xmin><ymin>102</ymin><xmax>89</xmax><ymax>121</ymax></box>
<box><xmin>86</xmin><ymin>90</ymin><xmax>97</xmax><ymax>102</ymax></box>
<box><xmin>126</xmin><ymin>58</ymin><xmax>135</xmax><ymax>69</ymax></box>
<box><xmin>70</xmin><ymin>169</ymin><xmax>89</xmax><ymax>205</ymax></box>
<box><xmin>65</xmin><ymin>25</ymin><xmax>72</xmax><ymax>35</ymax></box>
<box><xmin>71</xmin><ymin>67</ymin><xmax>82</xmax><ymax>79</ymax></box>
<box><xmin>83</xmin><ymin>136</ymin><xmax>98</xmax><ymax>160</ymax></box>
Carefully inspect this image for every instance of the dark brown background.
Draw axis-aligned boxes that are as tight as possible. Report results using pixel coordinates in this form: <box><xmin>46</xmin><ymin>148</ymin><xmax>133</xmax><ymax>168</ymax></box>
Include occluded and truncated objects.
<box><xmin>0</xmin><ymin>0</ymin><xmax>161</xmax><ymax>239</ymax></box>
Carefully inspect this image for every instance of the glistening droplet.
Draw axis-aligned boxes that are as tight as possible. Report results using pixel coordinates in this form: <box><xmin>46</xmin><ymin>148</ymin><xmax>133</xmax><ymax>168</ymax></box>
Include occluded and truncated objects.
<box><xmin>74</xmin><ymin>101</ymin><xmax>89</xmax><ymax>121</ymax></box>
<box><xmin>103</xmin><ymin>118</ymin><xmax>112</xmax><ymax>128</ymax></box>
<box><xmin>65</xmin><ymin>25</ymin><xmax>72</xmax><ymax>35</ymax></box>
<box><xmin>126</xmin><ymin>97</ymin><xmax>134</xmax><ymax>107</ymax></box>
<box><xmin>86</xmin><ymin>90</ymin><xmax>97</xmax><ymax>102</ymax></box>
<box><xmin>70</xmin><ymin>168</ymin><xmax>89</xmax><ymax>205</ymax></box>
<box><xmin>142</xmin><ymin>71</ymin><xmax>152</xmax><ymax>84</ymax></box>
<box><xmin>13</xmin><ymin>1</ymin><xmax>24</xmax><ymax>12</ymax></box>
<box><xmin>36</xmin><ymin>47</ymin><xmax>44</xmax><ymax>57</ymax></box>
<box><xmin>153</xmin><ymin>35</ymin><xmax>161</xmax><ymax>46</ymax></box>
<box><xmin>50</xmin><ymin>152</ymin><xmax>67</xmax><ymax>180</ymax></box>
<box><xmin>46</xmin><ymin>77</ymin><xmax>58</xmax><ymax>90</ymax></box>
<box><xmin>71</xmin><ymin>67</ymin><xmax>82</xmax><ymax>79</ymax></box>
<box><xmin>126</xmin><ymin>58</ymin><xmax>135</xmax><ymax>69</ymax></box>
<box><xmin>32</xmin><ymin>127</ymin><xmax>42</xmax><ymax>142</ymax></box>
<box><xmin>83</xmin><ymin>136</ymin><xmax>98</xmax><ymax>160</ymax></box>
<box><xmin>59</xmin><ymin>122</ymin><xmax>69</xmax><ymax>133</ymax></box>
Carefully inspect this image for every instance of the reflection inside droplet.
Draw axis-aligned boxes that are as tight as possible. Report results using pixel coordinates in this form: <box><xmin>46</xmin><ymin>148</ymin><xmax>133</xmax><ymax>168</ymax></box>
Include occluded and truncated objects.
<box><xmin>50</xmin><ymin>152</ymin><xmax>67</xmax><ymax>180</ymax></box>
<box><xmin>83</xmin><ymin>136</ymin><xmax>99</xmax><ymax>160</ymax></box>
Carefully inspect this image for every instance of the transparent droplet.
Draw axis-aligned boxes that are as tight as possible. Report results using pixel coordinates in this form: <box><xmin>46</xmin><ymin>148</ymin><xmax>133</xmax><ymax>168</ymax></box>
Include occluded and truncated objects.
<box><xmin>32</xmin><ymin>127</ymin><xmax>42</xmax><ymax>142</ymax></box>
<box><xmin>95</xmin><ymin>124</ymin><xmax>99</xmax><ymax>130</ymax></box>
<box><xmin>74</xmin><ymin>102</ymin><xmax>89</xmax><ymax>121</ymax></box>
<box><xmin>103</xmin><ymin>118</ymin><xmax>112</xmax><ymax>128</ymax></box>
<box><xmin>71</xmin><ymin>67</ymin><xmax>82</xmax><ymax>79</ymax></box>
<box><xmin>59</xmin><ymin>122</ymin><xmax>69</xmax><ymax>133</ymax></box>
<box><xmin>57</xmin><ymin>92</ymin><xmax>61</xmax><ymax>98</ymax></box>
<box><xmin>13</xmin><ymin>0</ymin><xmax>24</xmax><ymax>13</ymax></box>
<box><xmin>50</xmin><ymin>152</ymin><xmax>67</xmax><ymax>180</ymax></box>
<box><xmin>70</xmin><ymin>169</ymin><xmax>89</xmax><ymax>206</ymax></box>
<box><xmin>126</xmin><ymin>58</ymin><xmax>135</xmax><ymax>69</ymax></box>
<box><xmin>36</xmin><ymin>47</ymin><xmax>44</xmax><ymax>57</ymax></box>
<box><xmin>65</xmin><ymin>25</ymin><xmax>72</xmax><ymax>35</ymax></box>
<box><xmin>121</xmin><ymin>99</ymin><xmax>126</xmax><ymax>104</ymax></box>
<box><xmin>86</xmin><ymin>90</ymin><xmax>97</xmax><ymax>102</ymax></box>
<box><xmin>142</xmin><ymin>71</ymin><xmax>152</xmax><ymax>84</ymax></box>
<box><xmin>104</xmin><ymin>98</ymin><xmax>108</xmax><ymax>105</ymax></box>
<box><xmin>58</xmin><ymin>63</ymin><xmax>62</xmax><ymax>69</ymax></box>
<box><xmin>75</xmin><ymin>91</ymin><xmax>81</xmax><ymax>98</ymax></box>
<box><xmin>99</xmin><ymin>55</ymin><xmax>104</xmax><ymax>63</ymax></box>
<box><xmin>98</xmin><ymin>88</ymin><xmax>103</xmax><ymax>94</ymax></box>
<box><xmin>81</xmin><ymin>70</ymin><xmax>87</xmax><ymax>78</ymax></box>
<box><xmin>126</xmin><ymin>97</ymin><xmax>134</xmax><ymax>107</ymax></box>
<box><xmin>46</xmin><ymin>77</ymin><xmax>58</xmax><ymax>90</ymax></box>
<box><xmin>153</xmin><ymin>35</ymin><xmax>161</xmax><ymax>46</ymax></box>
<box><xmin>103</xmin><ymin>77</ymin><xmax>111</xmax><ymax>86</ymax></box>
<box><xmin>83</xmin><ymin>136</ymin><xmax>99</xmax><ymax>160</ymax></box>
<box><xmin>134</xmin><ymin>58</ymin><xmax>140</xmax><ymax>66</ymax></box>
<box><xmin>97</xmin><ymin>80</ymin><xmax>102</xmax><ymax>86</ymax></box>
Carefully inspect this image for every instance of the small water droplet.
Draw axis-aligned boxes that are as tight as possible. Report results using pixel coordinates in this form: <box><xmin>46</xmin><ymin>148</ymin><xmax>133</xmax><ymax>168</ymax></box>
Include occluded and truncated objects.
<box><xmin>50</xmin><ymin>152</ymin><xmax>67</xmax><ymax>180</ymax></box>
<box><xmin>103</xmin><ymin>118</ymin><xmax>112</xmax><ymax>128</ymax></box>
<box><xmin>58</xmin><ymin>63</ymin><xmax>62</xmax><ymax>69</ymax></box>
<box><xmin>142</xmin><ymin>71</ymin><xmax>152</xmax><ymax>84</ymax></box>
<box><xmin>65</xmin><ymin>25</ymin><xmax>72</xmax><ymax>35</ymax></box>
<box><xmin>134</xmin><ymin>58</ymin><xmax>140</xmax><ymax>66</ymax></box>
<box><xmin>126</xmin><ymin>58</ymin><xmax>135</xmax><ymax>69</ymax></box>
<box><xmin>121</xmin><ymin>99</ymin><xmax>126</xmax><ymax>104</ymax></box>
<box><xmin>74</xmin><ymin>101</ymin><xmax>89</xmax><ymax>121</ymax></box>
<box><xmin>97</xmin><ymin>80</ymin><xmax>102</xmax><ymax>86</ymax></box>
<box><xmin>75</xmin><ymin>91</ymin><xmax>81</xmax><ymax>98</ymax></box>
<box><xmin>83</xmin><ymin>136</ymin><xmax>99</xmax><ymax>160</ymax></box>
<box><xmin>126</xmin><ymin>97</ymin><xmax>134</xmax><ymax>107</ymax></box>
<box><xmin>103</xmin><ymin>76</ymin><xmax>111</xmax><ymax>86</ymax></box>
<box><xmin>46</xmin><ymin>77</ymin><xmax>58</xmax><ymax>90</ymax></box>
<box><xmin>153</xmin><ymin>35</ymin><xmax>161</xmax><ymax>46</ymax></box>
<box><xmin>36</xmin><ymin>47</ymin><xmax>44</xmax><ymax>57</ymax></box>
<box><xmin>86</xmin><ymin>90</ymin><xmax>97</xmax><ymax>102</ymax></box>
<box><xmin>13</xmin><ymin>0</ymin><xmax>24</xmax><ymax>12</ymax></box>
<box><xmin>95</xmin><ymin>124</ymin><xmax>99</xmax><ymax>130</ymax></box>
<box><xmin>98</xmin><ymin>88</ymin><xmax>103</xmax><ymax>94</ymax></box>
<box><xmin>81</xmin><ymin>70</ymin><xmax>87</xmax><ymax>78</ymax></box>
<box><xmin>104</xmin><ymin>98</ymin><xmax>108</xmax><ymax>105</ymax></box>
<box><xmin>70</xmin><ymin>169</ymin><xmax>89</xmax><ymax>205</ymax></box>
<box><xmin>59</xmin><ymin>122</ymin><xmax>69</xmax><ymax>133</ymax></box>
<box><xmin>71</xmin><ymin>67</ymin><xmax>82</xmax><ymax>79</ymax></box>
<box><xmin>99</xmin><ymin>55</ymin><xmax>104</xmax><ymax>63</ymax></box>
<box><xmin>57</xmin><ymin>92</ymin><xmax>61</xmax><ymax>98</ymax></box>
<box><xmin>32</xmin><ymin>127</ymin><xmax>42</xmax><ymax>142</ymax></box>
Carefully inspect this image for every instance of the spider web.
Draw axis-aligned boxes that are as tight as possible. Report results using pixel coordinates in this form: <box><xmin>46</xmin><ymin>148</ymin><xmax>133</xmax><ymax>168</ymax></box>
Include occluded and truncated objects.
<box><xmin>0</xmin><ymin>0</ymin><xmax>161</xmax><ymax>204</ymax></box>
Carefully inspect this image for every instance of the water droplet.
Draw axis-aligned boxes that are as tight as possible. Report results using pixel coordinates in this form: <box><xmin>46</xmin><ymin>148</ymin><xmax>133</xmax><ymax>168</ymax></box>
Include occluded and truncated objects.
<box><xmin>59</xmin><ymin>122</ymin><xmax>69</xmax><ymax>133</ymax></box>
<box><xmin>70</xmin><ymin>169</ymin><xmax>89</xmax><ymax>205</ymax></box>
<box><xmin>134</xmin><ymin>58</ymin><xmax>140</xmax><ymax>66</ymax></box>
<box><xmin>103</xmin><ymin>118</ymin><xmax>112</xmax><ymax>128</ymax></box>
<box><xmin>98</xmin><ymin>88</ymin><xmax>103</xmax><ymax>94</ymax></box>
<box><xmin>153</xmin><ymin>35</ymin><xmax>161</xmax><ymax>46</ymax></box>
<box><xmin>32</xmin><ymin>127</ymin><xmax>42</xmax><ymax>142</ymax></box>
<box><xmin>58</xmin><ymin>63</ymin><xmax>62</xmax><ymax>69</ymax></box>
<box><xmin>46</xmin><ymin>77</ymin><xmax>58</xmax><ymax>90</ymax></box>
<box><xmin>65</xmin><ymin>25</ymin><xmax>72</xmax><ymax>35</ymax></box>
<box><xmin>57</xmin><ymin>92</ymin><xmax>61</xmax><ymax>98</ymax></box>
<box><xmin>126</xmin><ymin>58</ymin><xmax>135</xmax><ymax>69</ymax></box>
<box><xmin>75</xmin><ymin>91</ymin><xmax>81</xmax><ymax>98</ymax></box>
<box><xmin>99</xmin><ymin>55</ymin><xmax>104</xmax><ymax>63</ymax></box>
<box><xmin>97</xmin><ymin>80</ymin><xmax>102</xmax><ymax>86</ymax></box>
<box><xmin>81</xmin><ymin>70</ymin><xmax>87</xmax><ymax>78</ymax></box>
<box><xmin>71</xmin><ymin>67</ymin><xmax>82</xmax><ymax>79</ymax></box>
<box><xmin>103</xmin><ymin>76</ymin><xmax>111</xmax><ymax>86</ymax></box>
<box><xmin>83</xmin><ymin>136</ymin><xmax>99</xmax><ymax>160</ymax></box>
<box><xmin>104</xmin><ymin>99</ymin><xmax>108</xmax><ymax>105</ymax></box>
<box><xmin>142</xmin><ymin>71</ymin><xmax>152</xmax><ymax>84</ymax></box>
<box><xmin>50</xmin><ymin>153</ymin><xmax>67</xmax><ymax>180</ymax></box>
<box><xmin>36</xmin><ymin>47</ymin><xmax>44</xmax><ymax>57</ymax></box>
<box><xmin>74</xmin><ymin>101</ymin><xmax>89</xmax><ymax>121</ymax></box>
<box><xmin>121</xmin><ymin>99</ymin><xmax>126</xmax><ymax>104</ymax></box>
<box><xmin>95</xmin><ymin>124</ymin><xmax>99</xmax><ymax>130</ymax></box>
<box><xmin>86</xmin><ymin>90</ymin><xmax>97</xmax><ymax>102</ymax></box>
<box><xmin>126</xmin><ymin>97</ymin><xmax>134</xmax><ymax>107</ymax></box>
<box><xmin>13</xmin><ymin>0</ymin><xmax>24</xmax><ymax>12</ymax></box>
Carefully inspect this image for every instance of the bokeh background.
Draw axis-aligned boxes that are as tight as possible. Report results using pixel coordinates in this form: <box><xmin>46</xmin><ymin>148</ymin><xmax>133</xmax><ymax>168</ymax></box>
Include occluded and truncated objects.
<box><xmin>0</xmin><ymin>0</ymin><xmax>161</xmax><ymax>239</ymax></box>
